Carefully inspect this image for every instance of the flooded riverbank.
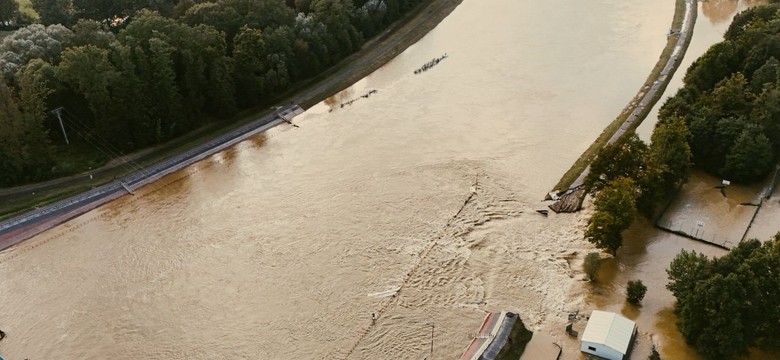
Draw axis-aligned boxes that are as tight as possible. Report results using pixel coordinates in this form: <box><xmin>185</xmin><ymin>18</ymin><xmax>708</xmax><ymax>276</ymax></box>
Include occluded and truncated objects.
<box><xmin>0</xmin><ymin>0</ymin><xmax>683</xmax><ymax>358</ymax></box>
<box><xmin>596</xmin><ymin>4</ymin><xmax>778</xmax><ymax>359</ymax></box>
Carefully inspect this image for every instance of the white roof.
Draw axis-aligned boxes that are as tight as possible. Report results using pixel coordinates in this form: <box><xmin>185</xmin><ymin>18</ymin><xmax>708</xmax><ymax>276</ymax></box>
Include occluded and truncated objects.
<box><xmin>581</xmin><ymin>310</ymin><xmax>636</xmax><ymax>354</ymax></box>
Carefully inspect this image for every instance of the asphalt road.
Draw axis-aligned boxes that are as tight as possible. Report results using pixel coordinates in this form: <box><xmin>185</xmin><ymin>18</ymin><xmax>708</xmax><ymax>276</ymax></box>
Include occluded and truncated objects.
<box><xmin>0</xmin><ymin>107</ymin><xmax>294</xmax><ymax>248</ymax></box>
<box><xmin>0</xmin><ymin>0</ymin><xmax>463</xmax><ymax>250</ymax></box>
<box><xmin>568</xmin><ymin>0</ymin><xmax>697</xmax><ymax>191</ymax></box>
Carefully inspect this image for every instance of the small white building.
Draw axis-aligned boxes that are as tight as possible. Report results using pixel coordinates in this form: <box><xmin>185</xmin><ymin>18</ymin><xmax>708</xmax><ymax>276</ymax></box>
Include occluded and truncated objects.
<box><xmin>580</xmin><ymin>310</ymin><xmax>637</xmax><ymax>360</ymax></box>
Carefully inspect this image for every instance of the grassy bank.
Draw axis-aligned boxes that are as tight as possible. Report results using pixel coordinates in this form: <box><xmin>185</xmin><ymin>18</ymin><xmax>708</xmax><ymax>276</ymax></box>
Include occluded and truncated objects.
<box><xmin>551</xmin><ymin>0</ymin><xmax>693</xmax><ymax>193</ymax></box>
<box><xmin>0</xmin><ymin>0</ymin><xmax>463</xmax><ymax>220</ymax></box>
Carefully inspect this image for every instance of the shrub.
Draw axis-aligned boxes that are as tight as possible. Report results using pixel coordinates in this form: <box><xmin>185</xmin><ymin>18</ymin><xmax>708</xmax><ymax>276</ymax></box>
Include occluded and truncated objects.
<box><xmin>583</xmin><ymin>252</ymin><xmax>601</xmax><ymax>282</ymax></box>
<box><xmin>626</xmin><ymin>279</ymin><xmax>647</xmax><ymax>305</ymax></box>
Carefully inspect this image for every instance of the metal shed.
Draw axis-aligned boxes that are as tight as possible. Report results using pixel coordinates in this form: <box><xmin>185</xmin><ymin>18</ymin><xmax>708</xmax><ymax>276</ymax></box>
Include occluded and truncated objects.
<box><xmin>580</xmin><ymin>310</ymin><xmax>637</xmax><ymax>360</ymax></box>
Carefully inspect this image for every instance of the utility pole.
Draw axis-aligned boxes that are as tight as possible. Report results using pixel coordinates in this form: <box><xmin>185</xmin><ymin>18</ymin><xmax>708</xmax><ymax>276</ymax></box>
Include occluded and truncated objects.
<box><xmin>430</xmin><ymin>322</ymin><xmax>434</xmax><ymax>357</ymax></box>
<box><xmin>52</xmin><ymin>107</ymin><xmax>69</xmax><ymax>145</ymax></box>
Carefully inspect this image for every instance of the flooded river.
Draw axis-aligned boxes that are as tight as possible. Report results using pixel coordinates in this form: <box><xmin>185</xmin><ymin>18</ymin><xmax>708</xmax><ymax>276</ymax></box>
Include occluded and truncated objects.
<box><xmin>0</xmin><ymin>0</ymin><xmax>763</xmax><ymax>359</ymax></box>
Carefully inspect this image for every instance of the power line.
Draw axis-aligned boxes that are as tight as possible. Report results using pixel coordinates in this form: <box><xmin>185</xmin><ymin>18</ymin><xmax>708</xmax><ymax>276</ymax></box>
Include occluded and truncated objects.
<box><xmin>56</xmin><ymin>110</ymin><xmax>147</xmax><ymax>178</ymax></box>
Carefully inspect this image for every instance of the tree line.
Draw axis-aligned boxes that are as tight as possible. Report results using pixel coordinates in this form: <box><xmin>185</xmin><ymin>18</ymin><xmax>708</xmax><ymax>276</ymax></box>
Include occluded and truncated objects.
<box><xmin>667</xmin><ymin>234</ymin><xmax>780</xmax><ymax>360</ymax></box>
<box><xmin>583</xmin><ymin>2</ymin><xmax>780</xmax><ymax>264</ymax></box>
<box><xmin>0</xmin><ymin>0</ymin><xmax>424</xmax><ymax>186</ymax></box>
<box><xmin>660</xmin><ymin>3</ymin><xmax>780</xmax><ymax>184</ymax></box>
<box><xmin>583</xmin><ymin>120</ymin><xmax>692</xmax><ymax>256</ymax></box>
<box><xmin>582</xmin><ymin>4</ymin><xmax>780</xmax><ymax>359</ymax></box>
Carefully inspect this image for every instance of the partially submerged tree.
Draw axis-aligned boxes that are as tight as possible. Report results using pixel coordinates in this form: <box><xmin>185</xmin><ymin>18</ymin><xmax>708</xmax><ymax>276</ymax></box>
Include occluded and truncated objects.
<box><xmin>666</xmin><ymin>233</ymin><xmax>780</xmax><ymax>360</ymax></box>
<box><xmin>626</xmin><ymin>279</ymin><xmax>647</xmax><ymax>305</ymax></box>
<box><xmin>583</xmin><ymin>252</ymin><xmax>601</xmax><ymax>282</ymax></box>
<box><xmin>585</xmin><ymin>177</ymin><xmax>638</xmax><ymax>255</ymax></box>
<box><xmin>648</xmin><ymin>345</ymin><xmax>662</xmax><ymax>360</ymax></box>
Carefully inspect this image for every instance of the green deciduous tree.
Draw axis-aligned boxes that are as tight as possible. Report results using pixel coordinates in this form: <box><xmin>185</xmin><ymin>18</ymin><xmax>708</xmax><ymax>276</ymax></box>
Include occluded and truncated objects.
<box><xmin>750</xmin><ymin>83</ymin><xmax>780</xmax><ymax>147</ymax></box>
<box><xmin>583</xmin><ymin>252</ymin><xmax>601</xmax><ymax>282</ymax></box>
<box><xmin>706</xmin><ymin>73</ymin><xmax>754</xmax><ymax>119</ymax></box>
<box><xmin>650</xmin><ymin>116</ymin><xmax>692</xmax><ymax>189</ymax></box>
<box><xmin>667</xmin><ymin>234</ymin><xmax>780</xmax><ymax>360</ymax></box>
<box><xmin>626</xmin><ymin>279</ymin><xmax>647</xmax><ymax>305</ymax></box>
<box><xmin>585</xmin><ymin>177</ymin><xmax>637</xmax><ymax>255</ymax></box>
<box><xmin>721</xmin><ymin>124</ymin><xmax>775</xmax><ymax>182</ymax></box>
<box><xmin>684</xmin><ymin>40</ymin><xmax>741</xmax><ymax>93</ymax></box>
<box><xmin>585</xmin><ymin>133</ymin><xmax>647</xmax><ymax>193</ymax></box>
<box><xmin>0</xmin><ymin>67</ymin><xmax>55</xmax><ymax>186</ymax></box>
<box><xmin>182</xmin><ymin>0</ymin><xmax>296</xmax><ymax>48</ymax></box>
<box><xmin>639</xmin><ymin>115</ymin><xmax>691</xmax><ymax>215</ymax></box>
<box><xmin>749</xmin><ymin>56</ymin><xmax>780</xmax><ymax>93</ymax></box>
<box><xmin>31</xmin><ymin>0</ymin><xmax>74</xmax><ymax>26</ymax></box>
<box><xmin>311</xmin><ymin>0</ymin><xmax>363</xmax><ymax>62</ymax></box>
<box><xmin>71</xmin><ymin>19</ymin><xmax>116</xmax><ymax>48</ymax></box>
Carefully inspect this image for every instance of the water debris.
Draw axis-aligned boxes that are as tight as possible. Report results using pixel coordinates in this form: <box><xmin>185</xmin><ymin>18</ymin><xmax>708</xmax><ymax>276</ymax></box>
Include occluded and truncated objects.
<box><xmin>368</xmin><ymin>287</ymin><xmax>401</xmax><ymax>298</ymax></box>
<box><xmin>414</xmin><ymin>53</ymin><xmax>448</xmax><ymax>74</ymax></box>
<box><xmin>548</xmin><ymin>188</ymin><xmax>585</xmax><ymax>213</ymax></box>
<box><xmin>328</xmin><ymin>89</ymin><xmax>379</xmax><ymax>112</ymax></box>
<box><xmin>453</xmin><ymin>174</ymin><xmax>480</xmax><ymax>220</ymax></box>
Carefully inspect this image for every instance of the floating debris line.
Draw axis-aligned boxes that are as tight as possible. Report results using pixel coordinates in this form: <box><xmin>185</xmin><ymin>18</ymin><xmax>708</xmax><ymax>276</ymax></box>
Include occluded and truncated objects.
<box><xmin>414</xmin><ymin>53</ymin><xmax>448</xmax><ymax>74</ymax></box>
<box><xmin>329</xmin><ymin>89</ymin><xmax>379</xmax><ymax>112</ymax></box>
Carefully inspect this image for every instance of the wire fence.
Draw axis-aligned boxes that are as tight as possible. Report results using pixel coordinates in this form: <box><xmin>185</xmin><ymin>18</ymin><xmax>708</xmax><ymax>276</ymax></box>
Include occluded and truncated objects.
<box><xmin>655</xmin><ymin>218</ymin><xmax>738</xmax><ymax>249</ymax></box>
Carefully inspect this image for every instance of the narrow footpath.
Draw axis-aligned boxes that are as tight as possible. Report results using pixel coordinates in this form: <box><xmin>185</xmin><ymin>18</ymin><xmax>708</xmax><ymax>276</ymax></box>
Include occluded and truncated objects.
<box><xmin>549</xmin><ymin>0</ymin><xmax>697</xmax><ymax>213</ymax></box>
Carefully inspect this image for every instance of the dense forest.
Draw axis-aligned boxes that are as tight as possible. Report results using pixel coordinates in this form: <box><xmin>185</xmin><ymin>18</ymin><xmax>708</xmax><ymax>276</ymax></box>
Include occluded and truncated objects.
<box><xmin>660</xmin><ymin>2</ymin><xmax>780</xmax><ymax>183</ymax></box>
<box><xmin>0</xmin><ymin>0</ymin><xmax>424</xmax><ymax>186</ymax></box>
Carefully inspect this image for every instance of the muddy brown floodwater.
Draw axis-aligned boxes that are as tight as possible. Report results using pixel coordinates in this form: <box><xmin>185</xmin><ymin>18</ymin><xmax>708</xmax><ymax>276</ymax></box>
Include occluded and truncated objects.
<box><xmin>0</xmin><ymin>0</ymin><xmax>751</xmax><ymax>359</ymax></box>
<box><xmin>617</xmin><ymin>2</ymin><xmax>780</xmax><ymax>360</ymax></box>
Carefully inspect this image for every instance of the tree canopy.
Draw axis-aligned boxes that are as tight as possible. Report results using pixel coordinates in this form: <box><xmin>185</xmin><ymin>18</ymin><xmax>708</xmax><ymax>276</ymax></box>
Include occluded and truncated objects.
<box><xmin>0</xmin><ymin>0</ymin><xmax>427</xmax><ymax>186</ymax></box>
<box><xmin>667</xmin><ymin>234</ymin><xmax>780</xmax><ymax>360</ymax></box>
<box><xmin>585</xmin><ymin>134</ymin><xmax>647</xmax><ymax>194</ymax></box>
<box><xmin>585</xmin><ymin>177</ymin><xmax>638</xmax><ymax>255</ymax></box>
<box><xmin>660</xmin><ymin>3</ymin><xmax>780</xmax><ymax>184</ymax></box>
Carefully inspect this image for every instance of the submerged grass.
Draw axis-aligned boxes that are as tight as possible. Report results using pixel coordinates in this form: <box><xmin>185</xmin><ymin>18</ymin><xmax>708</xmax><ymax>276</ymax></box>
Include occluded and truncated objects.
<box><xmin>551</xmin><ymin>0</ymin><xmax>693</xmax><ymax>193</ymax></box>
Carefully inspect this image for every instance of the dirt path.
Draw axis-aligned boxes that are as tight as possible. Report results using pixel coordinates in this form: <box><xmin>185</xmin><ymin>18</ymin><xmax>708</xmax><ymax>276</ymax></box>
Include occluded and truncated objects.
<box><xmin>549</xmin><ymin>0</ymin><xmax>697</xmax><ymax>209</ymax></box>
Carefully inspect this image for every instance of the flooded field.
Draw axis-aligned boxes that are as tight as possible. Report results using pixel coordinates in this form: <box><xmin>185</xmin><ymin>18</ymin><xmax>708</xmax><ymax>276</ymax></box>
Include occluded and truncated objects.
<box><xmin>656</xmin><ymin>170</ymin><xmax>761</xmax><ymax>249</ymax></box>
<box><xmin>598</xmin><ymin>3</ymin><xmax>779</xmax><ymax>359</ymax></box>
<box><xmin>3</xmin><ymin>0</ymin><xmax>773</xmax><ymax>359</ymax></box>
<box><xmin>746</xmin><ymin>188</ymin><xmax>780</xmax><ymax>241</ymax></box>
